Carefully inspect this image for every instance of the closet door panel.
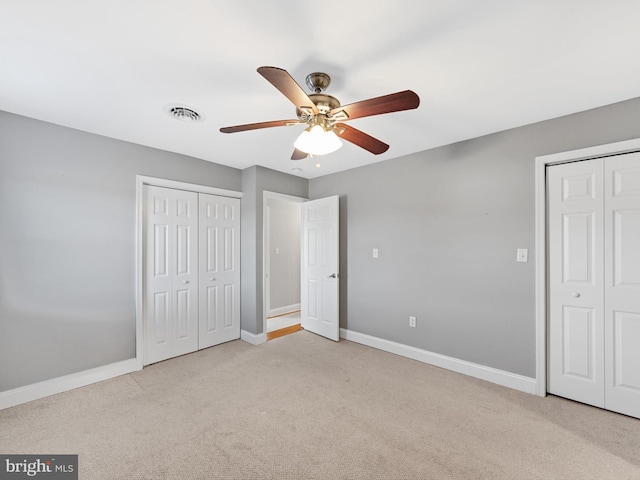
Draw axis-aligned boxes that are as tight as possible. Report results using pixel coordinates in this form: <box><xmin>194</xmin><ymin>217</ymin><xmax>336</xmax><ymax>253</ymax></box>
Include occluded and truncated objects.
<box><xmin>198</xmin><ymin>194</ymin><xmax>240</xmax><ymax>348</ymax></box>
<box><xmin>548</xmin><ymin>159</ymin><xmax>605</xmax><ymax>408</ymax></box>
<box><xmin>604</xmin><ymin>153</ymin><xmax>640</xmax><ymax>418</ymax></box>
<box><xmin>144</xmin><ymin>186</ymin><xmax>198</xmax><ymax>365</ymax></box>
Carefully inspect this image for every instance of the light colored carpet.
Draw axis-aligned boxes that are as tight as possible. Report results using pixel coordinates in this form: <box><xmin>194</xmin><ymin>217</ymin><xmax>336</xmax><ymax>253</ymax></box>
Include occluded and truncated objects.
<box><xmin>1</xmin><ymin>331</ymin><xmax>639</xmax><ymax>479</ymax></box>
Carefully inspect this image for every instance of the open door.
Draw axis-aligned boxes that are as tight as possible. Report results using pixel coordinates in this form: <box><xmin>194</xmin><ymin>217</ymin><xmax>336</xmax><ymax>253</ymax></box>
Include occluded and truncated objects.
<box><xmin>301</xmin><ymin>195</ymin><xmax>339</xmax><ymax>341</ymax></box>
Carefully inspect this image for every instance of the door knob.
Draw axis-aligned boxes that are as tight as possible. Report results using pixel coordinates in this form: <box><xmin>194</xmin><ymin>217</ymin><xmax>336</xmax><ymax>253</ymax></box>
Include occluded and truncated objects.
<box><xmin>572</xmin><ymin>292</ymin><xmax>580</xmax><ymax>298</ymax></box>
<box><xmin>183</xmin><ymin>280</ymin><xmax>190</xmax><ymax>284</ymax></box>
<box><xmin>209</xmin><ymin>277</ymin><xmax>216</xmax><ymax>281</ymax></box>
<box><xmin>328</xmin><ymin>273</ymin><xmax>337</xmax><ymax>278</ymax></box>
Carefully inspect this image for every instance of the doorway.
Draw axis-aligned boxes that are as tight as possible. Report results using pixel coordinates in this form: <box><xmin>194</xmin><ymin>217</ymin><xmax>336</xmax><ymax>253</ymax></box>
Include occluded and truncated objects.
<box><xmin>262</xmin><ymin>192</ymin><xmax>341</xmax><ymax>343</ymax></box>
<box><xmin>263</xmin><ymin>191</ymin><xmax>305</xmax><ymax>340</ymax></box>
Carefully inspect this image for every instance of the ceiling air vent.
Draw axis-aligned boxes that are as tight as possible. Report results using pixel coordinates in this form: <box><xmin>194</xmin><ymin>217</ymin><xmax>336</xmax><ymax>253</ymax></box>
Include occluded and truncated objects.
<box><xmin>165</xmin><ymin>105</ymin><xmax>204</xmax><ymax>123</ymax></box>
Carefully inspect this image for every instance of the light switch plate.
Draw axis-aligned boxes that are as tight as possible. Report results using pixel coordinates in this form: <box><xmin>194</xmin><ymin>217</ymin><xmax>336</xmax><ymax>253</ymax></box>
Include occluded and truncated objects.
<box><xmin>517</xmin><ymin>248</ymin><xmax>528</xmax><ymax>262</ymax></box>
<box><xmin>373</xmin><ymin>248</ymin><xmax>379</xmax><ymax>258</ymax></box>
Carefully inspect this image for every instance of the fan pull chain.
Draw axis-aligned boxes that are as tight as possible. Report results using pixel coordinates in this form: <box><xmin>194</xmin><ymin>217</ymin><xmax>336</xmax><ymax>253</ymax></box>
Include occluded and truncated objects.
<box><xmin>310</xmin><ymin>154</ymin><xmax>322</xmax><ymax>168</ymax></box>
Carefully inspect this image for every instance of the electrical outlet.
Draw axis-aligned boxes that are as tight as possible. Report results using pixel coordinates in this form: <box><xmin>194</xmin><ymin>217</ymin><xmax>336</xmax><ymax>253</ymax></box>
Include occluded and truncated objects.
<box><xmin>409</xmin><ymin>316</ymin><xmax>417</xmax><ymax>328</ymax></box>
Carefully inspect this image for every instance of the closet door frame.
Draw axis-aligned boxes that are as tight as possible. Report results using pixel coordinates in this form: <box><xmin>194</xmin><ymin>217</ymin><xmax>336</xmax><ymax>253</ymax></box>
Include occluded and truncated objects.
<box><xmin>534</xmin><ymin>138</ymin><xmax>640</xmax><ymax>397</ymax></box>
<box><xmin>135</xmin><ymin>175</ymin><xmax>242</xmax><ymax>369</ymax></box>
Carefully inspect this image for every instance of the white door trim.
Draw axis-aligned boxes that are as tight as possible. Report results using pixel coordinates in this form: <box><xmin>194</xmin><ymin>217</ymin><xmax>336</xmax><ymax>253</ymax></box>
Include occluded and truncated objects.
<box><xmin>262</xmin><ymin>191</ymin><xmax>306</xmax><ymax>336</ymax></box>
<box><xmin>135</xmin><ymin>175</ymin><xmax>242</xmax><ymax>368</ymax></box>
<box><xmin>534</xmin><ymin>138</ymin><xmax>640</xmax><ymax>397</ymax></box>
<box><xmin>265</xmin><ymin>203</ymin><xmax>271</xmax><ymax>317</ymax></box>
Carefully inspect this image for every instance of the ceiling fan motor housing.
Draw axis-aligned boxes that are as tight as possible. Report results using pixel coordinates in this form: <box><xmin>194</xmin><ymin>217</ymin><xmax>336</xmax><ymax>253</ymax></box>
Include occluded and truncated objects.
<box><xmin>297</xmin><ymin>93</ymin><xmax>341</xmax><ymax>121</ymax></box>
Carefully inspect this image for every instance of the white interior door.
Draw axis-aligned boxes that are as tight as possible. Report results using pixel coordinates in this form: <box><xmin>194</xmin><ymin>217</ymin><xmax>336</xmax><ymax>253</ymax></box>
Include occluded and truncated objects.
<box><xmin>144</xmin><ymin>185</ymin><xmax>199</xmax><ymax>365</ymax></box>
<box><xmin>604</xmin><ymin>153</ymin><xmax>640</xmax><ymax>418</ymax></box>
<box><xmin>548</xmin><ymin>158</ymin><xmax>605</xmax><ymax>408</ymax></box>
<box><xmin>198</xmin><ymin>193</ymin><xmax>241</xmax><ymax>348</ymax></box>
<box><xmin>301</xmin><ymin>196</ymin><xmax>339</xmax><ymax>341</ymax></box>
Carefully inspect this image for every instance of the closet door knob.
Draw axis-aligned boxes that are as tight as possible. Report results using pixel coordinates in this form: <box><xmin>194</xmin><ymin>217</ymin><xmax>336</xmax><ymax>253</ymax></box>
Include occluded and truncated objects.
<box><xmin>209</xmin><ymin>277</ymin><xmax>216</xmax><ymax>281</ymax></box>
<box><xmin>183</xmin><ymin>280</ymin><xmax>190</xmax><ymax>284</ymax></box>
<box><xmin>572</xmin><ymin>292</ymin><xmax>580</xmax><ymax>298</ymax></box>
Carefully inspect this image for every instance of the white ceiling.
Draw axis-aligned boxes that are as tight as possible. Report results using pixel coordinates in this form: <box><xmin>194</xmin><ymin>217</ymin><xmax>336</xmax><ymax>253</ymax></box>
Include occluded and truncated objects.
<box><xmin>2</xmin><ymin>1</ymin><xmax>640</xmax><ymax>179</ymax></box>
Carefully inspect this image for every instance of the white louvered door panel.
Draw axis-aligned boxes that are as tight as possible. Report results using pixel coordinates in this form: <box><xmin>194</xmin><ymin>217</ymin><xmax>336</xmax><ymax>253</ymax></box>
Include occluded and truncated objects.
<box><xmin>198</xmin><ymin>193</ymin><xmax>240</xmax><ymax>348</ymax></box>
<box><xmin>144</xmin><ymin>185</ymin><xmax>198</xmax><ymax>365</ymax></box>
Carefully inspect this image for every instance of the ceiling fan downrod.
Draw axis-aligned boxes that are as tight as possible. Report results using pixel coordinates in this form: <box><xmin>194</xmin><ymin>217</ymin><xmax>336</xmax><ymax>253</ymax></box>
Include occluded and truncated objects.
<box><xmin>305</xmin><ymin>72</ymin><xmax>331</xmax><ymax>93</ymax></box>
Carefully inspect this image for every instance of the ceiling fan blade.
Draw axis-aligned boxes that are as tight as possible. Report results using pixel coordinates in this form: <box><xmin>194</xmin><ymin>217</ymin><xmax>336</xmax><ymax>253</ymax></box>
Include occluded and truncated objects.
<box><xmin>291</xmin><ymin>148</ymin><xmax>308</xmax><ymax>160</ymax></box>
<box><xmin>334</xmin><ymin>123</ymin><xmax>389</xmax><ymax>155</ymax></box>
<box><xmin>330</xmin><ymin>90</ymin><xmax>420</xmax><ymax>121</ymax></box>
<box><xmin>257</xmin><ymin>66</ymin><xmax>318</xmax><ymax>115</ymax></box>
<box><xmin>220</xmin><ymin>119</ymin><xmax>302</xmax><ymax>134</ymax></box>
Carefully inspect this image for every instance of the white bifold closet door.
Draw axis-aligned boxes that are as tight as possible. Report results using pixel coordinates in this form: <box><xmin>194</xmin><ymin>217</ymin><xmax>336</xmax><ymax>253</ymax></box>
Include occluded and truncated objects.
<box><xmin>198</xmin><ymin>193</ymin><xmax>240</xmax><ymax>349</ymax></box>
<box><xmin>548</xmin><ymin>152</ymin><xmax>640</xmax><ymax>419</ymax></box>
<box><xmin>144</xmin><ymin>185</ymin><xmax>240</xmax><ymax>366</ymax></box>
<box><xmin>144</xmin><ymin>186</ymin><xmax>199</xmax><ymax>365</ymax></box>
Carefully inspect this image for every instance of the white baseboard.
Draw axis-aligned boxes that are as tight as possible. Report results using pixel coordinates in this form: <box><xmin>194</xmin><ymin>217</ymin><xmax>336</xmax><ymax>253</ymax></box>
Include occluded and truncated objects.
<box><xmin>340</xmin><ymin>329</ymin><xmax>537</xmax><ymax>395</ymax></box>
<box><xmin>0</xmin><ymin>358</ymin><xmax>141</xmax><ymax>411</ymax></box>
<box><xmin>268</xmin><ymin>303</ymin><xmax>301</xmax><ymax>318</ymax></box>
<box><xmin>241</xmin><ymin>329</ymin><xmax>267</xmax><ymax>345</ymax></box>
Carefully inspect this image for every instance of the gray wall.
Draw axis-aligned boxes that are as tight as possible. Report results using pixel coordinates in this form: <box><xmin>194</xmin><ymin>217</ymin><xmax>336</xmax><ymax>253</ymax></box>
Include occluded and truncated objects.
<box><xmin>309</xmin><ymin>96</ymin><xmax>640</xmax><ymax>378</ymax></box>
<box><xmin>241</xmin><ymin>166</ymin><xmax>307</xmax><ymax>335</ymax></box>
<box><xmin>4</xmin><ymin>94</ymin><xmax>640</xmax><ymax>392</ymax></box>
<box><xmin>267</xmin><ymin>198</ymin><xmax>301</xmax><ymax>313</ymax></box>
<box><xmin>0</xmin><ymin>111</ymin><xmax>241</xmax><ymax>392</ymax></box>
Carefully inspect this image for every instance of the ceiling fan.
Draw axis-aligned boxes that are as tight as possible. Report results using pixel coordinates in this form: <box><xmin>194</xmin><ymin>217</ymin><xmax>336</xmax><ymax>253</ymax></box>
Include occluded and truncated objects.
<box><xmin>219</xmin><ymin>66</ymin><xmax>420</xmax><ymax>160</ymax></box>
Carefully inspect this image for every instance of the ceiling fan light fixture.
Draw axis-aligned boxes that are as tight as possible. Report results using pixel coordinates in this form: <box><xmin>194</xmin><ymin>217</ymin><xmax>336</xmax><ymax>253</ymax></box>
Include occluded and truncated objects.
<box><xmin>294</xmin><ymin>125</ymin><xmax>342</xmax><ymax>156</ymax></box>
<box><xmin>220</xmin><ymin>67</ymin><xmax>420</xmax><ymax>157</ymax></box>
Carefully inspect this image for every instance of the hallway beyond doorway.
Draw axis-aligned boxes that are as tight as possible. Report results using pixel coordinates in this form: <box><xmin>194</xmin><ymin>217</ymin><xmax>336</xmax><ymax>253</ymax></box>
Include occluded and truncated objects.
<box><xmin>267</xmin><ymin>311</ymin><xmax>301</xmax><ymax>340</ymax></box>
